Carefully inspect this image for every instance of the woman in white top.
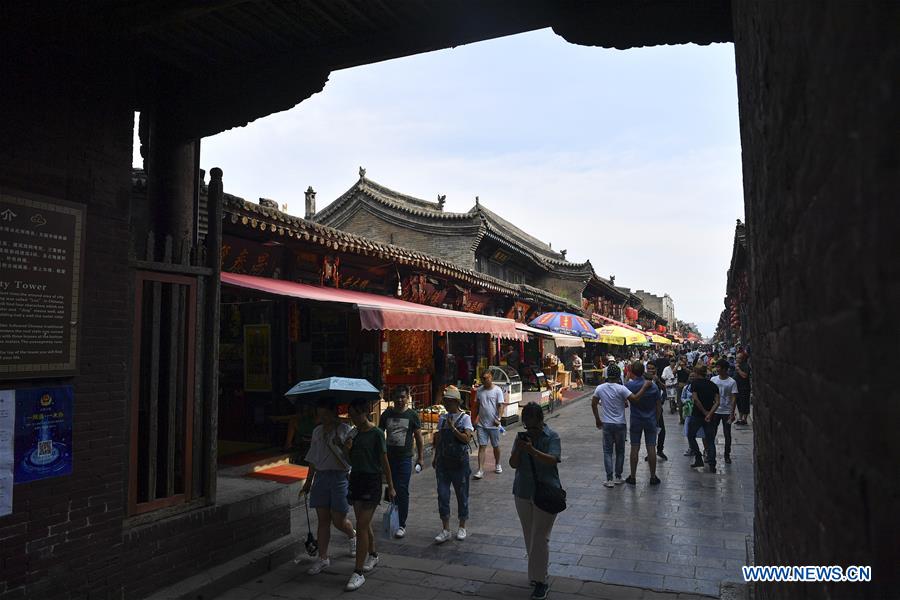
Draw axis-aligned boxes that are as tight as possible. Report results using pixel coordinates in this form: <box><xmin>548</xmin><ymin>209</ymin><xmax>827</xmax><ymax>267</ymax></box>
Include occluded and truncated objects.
<box><xmin>661</xmin><ymin>358</ymin><xmax>678</xmax><ymax>414</ymax></box>
<box><xmin>300</xmin><ymin>398</ymin><xmax>358</xmax><ymax>576</ymax></box>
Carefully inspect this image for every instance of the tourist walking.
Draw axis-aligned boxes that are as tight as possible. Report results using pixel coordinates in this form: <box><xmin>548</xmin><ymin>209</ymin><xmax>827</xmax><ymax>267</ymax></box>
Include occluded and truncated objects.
<box><xmin>591</xmin><ymin>364</ymin><xmax>652</xmax><ymax>487</ymax></box>
<box><xmin>379</xmin><ymin>386</ymin><xmax>425</xmax><ymax>538</ymax></box>
<box><xmin>711</xmin><ymin>359</ymin><xmax>737</xmax><ymax>464</ymax></box>
<box><xmin>474</xmin><ymin>370</ymin><xmax>505</xmax><ymax>479</ymax></box>
<box><xmin>572</xmin><ymin>353</ymin><xmax>584</xmax><ymax>390</ymax></box>
<box><xmin>675</xmin><ymin>356</ymin><xmax>691</xmax><ymax>425</ymax></box>
<box><xmin>433</xmin><ymin>385</ymin><xmax>474</xmax><ymax>543</ymax></box>
<box><xmin>687</xmin><ymin>365</ymin><xmax>720</xmax><ymax>472</ymax></box>
<box><xmin>625</xmin><ymin>362</ymin><xmax>662</xmax><ymax>485</ymax></box>
<box><xmin>734</xmin><ymin>351</ymin><xmax>751</xmax><ymax>424</ymax></box>
<box><xmin>645</xmin><ymin>362</ymin><xmax>668</xmax><ymax>461</ymax></box>
<box><xmin>300</xmin><ymin>399</ymin><xmax>358</xmax><ymax>576</ymax></box>
<box><xmin>510</xmin><ymin>403</ymin><xmax>563</xmax><ymax>600</ymax></box>
<box><xmin>662</xmin><ymin>357</ymin><xmax>678</xmax><ymax>414</ymax></box>
<box><xmin>343</xmin><ymin>398</ymin><xmax>395</xmax><ymax>592</ymax></box>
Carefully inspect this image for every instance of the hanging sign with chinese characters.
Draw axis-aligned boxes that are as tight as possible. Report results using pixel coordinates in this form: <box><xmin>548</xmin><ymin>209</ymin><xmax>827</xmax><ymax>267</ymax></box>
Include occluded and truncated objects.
<box><xmin>0</xmin><ymin>193</ymin><xmax>85</xmax><ymax>379</ymax></box>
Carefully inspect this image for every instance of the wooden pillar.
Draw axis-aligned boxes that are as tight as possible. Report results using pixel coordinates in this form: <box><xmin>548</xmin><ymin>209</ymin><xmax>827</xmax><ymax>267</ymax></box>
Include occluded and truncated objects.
<box><xmin>203</xmin><ymin>167</ymin><xmax>223</xmax><ymax>503</ymax></box>
<box><xmin>144</xmin><ymin>110</ymin><xmax>200</xmax><ymax>247</ymax></box>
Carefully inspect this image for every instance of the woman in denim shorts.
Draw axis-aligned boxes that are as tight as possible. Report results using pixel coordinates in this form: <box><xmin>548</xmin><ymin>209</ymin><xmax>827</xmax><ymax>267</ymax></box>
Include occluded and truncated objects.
<box><xmin>300</xmin><ymin>399</ymin><xmax>357</xmax><ymax>577</ymax></box>
<box><xmin>342</xmin><ymin>398</ymin><xmax>395</xmax><ymax>592</ymax></box>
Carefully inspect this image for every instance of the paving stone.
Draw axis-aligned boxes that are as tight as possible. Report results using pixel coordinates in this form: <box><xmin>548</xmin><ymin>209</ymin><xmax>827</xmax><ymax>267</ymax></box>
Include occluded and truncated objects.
<box><xmin>602</xmin><ymin>569</ymin><xmax>665</xmax><ymax>589</ymax></box>
<box><xmin>435</xmin><ymin>562</ymin><xmax>496</xmax><ymax>582</ymax></box>
<box><xmin>548</xmin><ymin>576</ymin><xmax>584</xmax><ymax>594</ymax></box>
<box><xmin>577</xmin><ymin>555</ymin><xmax>638</xmax><ymax>571</ymax></box>
<box><xmin>581</xmin><ymin>580</ymin><xmax>645</xmax><ymax>599</ymax></box>
<box><xmin>633</xmin><ymin>560</ymin><xmax>689</xmax><ymax>577</ymax></box>
<box><xmin>662</xmin><ymin>575</ymin><xmax>720</xmax><ymax>597</ymax></box>
<box><xmin>613</xmin><ymin>548</ymin><xmax>669</xmax><ymax>563</ymax></box>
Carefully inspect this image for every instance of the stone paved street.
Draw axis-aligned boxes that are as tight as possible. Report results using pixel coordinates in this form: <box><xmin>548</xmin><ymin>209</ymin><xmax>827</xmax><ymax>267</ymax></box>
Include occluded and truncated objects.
<box><xmin>215</xmin><ymin>396</ymin><xmax>754</xmax><ymax>599</ymax></box>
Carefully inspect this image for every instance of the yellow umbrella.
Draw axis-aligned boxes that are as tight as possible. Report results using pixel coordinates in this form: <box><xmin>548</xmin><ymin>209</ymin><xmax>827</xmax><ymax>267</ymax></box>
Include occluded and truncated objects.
<box><xmin>649</xmin><ymin>333</ymin><xmax>672</xmax><ymax>345</ymax></box>
<box><xmin>593</xmin><ymin>325</ymin><xmax>648</xmax><ymax>346</ymax></box>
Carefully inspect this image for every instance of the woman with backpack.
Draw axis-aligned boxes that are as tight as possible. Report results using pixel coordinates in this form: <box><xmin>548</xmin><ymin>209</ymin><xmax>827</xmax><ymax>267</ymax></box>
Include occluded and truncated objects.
<box><xmin>510</xmin><ymin>402</ymin><xmax>563</xmax><ymax>600</ymax></box>
<box><xmin>431</xmin><ymin>385</ymin><xmax>474</xmax><ymax>544</ymax></box>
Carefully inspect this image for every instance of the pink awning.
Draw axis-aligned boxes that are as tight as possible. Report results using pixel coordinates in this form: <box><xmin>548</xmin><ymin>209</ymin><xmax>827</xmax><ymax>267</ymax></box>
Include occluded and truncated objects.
<box><xmin>222</xmin><ymin>272</ymin><xmax>526</xmax><ymax>340</ymax></box>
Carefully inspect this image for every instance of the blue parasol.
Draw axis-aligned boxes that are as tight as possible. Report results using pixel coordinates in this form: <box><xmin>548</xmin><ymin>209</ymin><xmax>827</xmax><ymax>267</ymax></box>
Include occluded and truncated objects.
<box><xmin>528</xmin><ymin>312</ymin><xmax>599</xmax><ymax>339</ymax></box>
<box><xmin>284</xmin><ymin>377</ymin><xmax>381</xmax><ymax>404</ymax></box>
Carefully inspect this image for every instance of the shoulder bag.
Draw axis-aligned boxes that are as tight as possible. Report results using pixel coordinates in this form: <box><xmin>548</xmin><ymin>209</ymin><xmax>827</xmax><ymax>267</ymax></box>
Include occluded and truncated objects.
<box><xmin>528</xmin><ymin>452</ymin><xmax>566</xmax><ymax>514</ymax></box>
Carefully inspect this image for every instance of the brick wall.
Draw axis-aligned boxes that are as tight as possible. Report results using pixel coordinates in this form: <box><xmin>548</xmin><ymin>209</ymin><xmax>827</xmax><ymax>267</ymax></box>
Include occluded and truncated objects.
<box><xmin>121</xmin><ymin>481</ymin><xmax>291</xmax><ymax>599</ymax></box>
<box><xmin>338</xmin><ymin>204</ymin><xmax>478</xmax><ymax>270</ymax></box>
<box><xmin>733</xmin><ymin>2</ymin><xmax>899</xmax><ymax>597</ymax></box>
<box><xmin>0</xmin><ymin>55</ymin><xmax>133</xmax><ymax>599</ymax></box>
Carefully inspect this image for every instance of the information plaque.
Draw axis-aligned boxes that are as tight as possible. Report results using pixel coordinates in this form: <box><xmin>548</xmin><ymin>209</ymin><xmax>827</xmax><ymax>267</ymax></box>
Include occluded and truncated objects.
<box><xmin>0</xmin><ymin>192</ymin><xmax>84</xmax><ymax>378</ymax></box>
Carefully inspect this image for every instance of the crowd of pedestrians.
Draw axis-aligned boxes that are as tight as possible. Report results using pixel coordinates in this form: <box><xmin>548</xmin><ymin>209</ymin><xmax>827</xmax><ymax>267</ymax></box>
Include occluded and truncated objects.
<box><xmin>591</xmin><ymin>346</ymin><xmax>752</xmax><ymax>482</ymax></box>
<box><xmin>297</xmin><ymin>344</ymin><xmax>749</xmax><ymax>597</ymax></box>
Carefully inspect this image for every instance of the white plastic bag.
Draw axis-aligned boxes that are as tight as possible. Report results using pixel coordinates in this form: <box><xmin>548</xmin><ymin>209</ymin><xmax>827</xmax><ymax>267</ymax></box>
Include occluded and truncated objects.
<box><xmin>382</xmin><ymin>502</ymin><xmax>399</xmax><ymax>538</ymax></box>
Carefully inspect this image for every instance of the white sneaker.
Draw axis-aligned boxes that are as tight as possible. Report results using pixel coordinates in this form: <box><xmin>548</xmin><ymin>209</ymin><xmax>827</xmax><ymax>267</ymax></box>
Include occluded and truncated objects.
<box><xmin>435</xmin><ymin>529</ymin><xmax>452</xmax><ymax>544</ymax></box>
<box><xmin>474</xmin><ymin>470</ymin><xmax>484</xmax><ymax>479</ymax></box>
<box><xmin>613</xmin><ymin>477</ymin><xmax>625</xmax><ymax>485</ymax></box>
<box><xmin>603</xmin><ymin>480</ymin><xmax>615</xmax><ymax>488</ymax></box>
<box><xmin>456</xmin><ymin>527</ymin><xmax>467</xmax><ymax>541</ymax></box>
<box><xmin>345</xmin><ymin>572</ymin><xmax>366</xmax><ymax>591</ymax></box>
<box><xmin>395</xmin><ymin>526</ymin><xmax>406</xmax><ymax>539</ymax></box>
<box><xmin>362</xmin><ymin>554</ymin><xmax>379</xmax><ymax>572</ymax></box>
<box><xmin>349</xmin><ymin>532</ymin><xmax>357</xmax><ymax>557</ymax></box>
<box><xmin>306</xmin><ymin>558</ymin><xmax>329</xmax><ymax>575</ymax></box>
<box><xmin>495</xmin><ymin>464</ymin><xmax>503</xmax><ymax>474</ymax></box>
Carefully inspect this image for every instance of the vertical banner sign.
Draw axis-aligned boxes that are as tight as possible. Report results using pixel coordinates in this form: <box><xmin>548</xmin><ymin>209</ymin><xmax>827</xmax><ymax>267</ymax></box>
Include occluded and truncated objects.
<box><xmin>0</xmin><ymin>390</ymin><xmax>13</xmax><ymax>516</ymax></box>
<box><xmin>243</xmin><ymin>325</ymin><xmax>272</xmax><ymax>392</ymax></box>
<box><xmin>14</xmin><ymin>386</ymin><xmax>73</xmax><ymax>483</ymax></box>
<box><xmin>0</xmin><ymin>192</ymin><xmax>85</xmax><ymax>378</ymax></box>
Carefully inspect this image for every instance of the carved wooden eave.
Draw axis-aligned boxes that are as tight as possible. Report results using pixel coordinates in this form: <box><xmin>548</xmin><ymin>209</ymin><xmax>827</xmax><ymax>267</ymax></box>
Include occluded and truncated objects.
<box><xmin>201</xmin><ymin>181</ymin><xmax>577</xmax><ymax>310</ymax></box>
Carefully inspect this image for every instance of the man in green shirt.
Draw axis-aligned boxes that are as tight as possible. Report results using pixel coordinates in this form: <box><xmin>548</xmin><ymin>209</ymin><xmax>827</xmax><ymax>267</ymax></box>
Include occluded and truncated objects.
<box><xmin>379</xmin><ymin>386</ymin><xmax>424</xmax><ymax>538</ymax></box>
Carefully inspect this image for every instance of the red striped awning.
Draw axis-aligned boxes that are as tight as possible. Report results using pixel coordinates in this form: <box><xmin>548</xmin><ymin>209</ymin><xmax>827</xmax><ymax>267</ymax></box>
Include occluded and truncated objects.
<box><xmin>221</xmin><ymin>272</ymin><xmax>526</xmax><ymax>340</ymax></box>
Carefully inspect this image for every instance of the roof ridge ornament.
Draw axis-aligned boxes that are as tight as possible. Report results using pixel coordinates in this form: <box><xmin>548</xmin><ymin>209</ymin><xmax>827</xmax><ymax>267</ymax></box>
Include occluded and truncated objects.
<box><xmin>437</xmin><ymin>194</ymin><xmax>446</xmax><ymax>211</ymax></box>
<box><xmin>475</xmin><ymin>196</ymin><xmax>480</xmax><ymax>206</ymax></box>
<box><xmin>359</xmin><ymin>166</ymin><xmax>366</xmax><ymax>179</ymax></box>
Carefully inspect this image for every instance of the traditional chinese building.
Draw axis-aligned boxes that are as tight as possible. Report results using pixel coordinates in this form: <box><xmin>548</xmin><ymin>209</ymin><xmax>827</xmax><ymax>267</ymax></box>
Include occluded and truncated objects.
<box><xmin>715</xmin><ymin>219</ymin><xmax>749</xmax><ymax>346</ymax></box>
<box><xmin>311</xmin><ymin>170</ymin><xmax>597</xmax><ymax>307</ymax></box>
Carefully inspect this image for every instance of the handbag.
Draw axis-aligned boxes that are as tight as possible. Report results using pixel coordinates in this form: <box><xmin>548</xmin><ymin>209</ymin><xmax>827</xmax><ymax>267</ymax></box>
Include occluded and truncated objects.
<box><xmin>528</xmin><ymin>453</ymin><xmax>566</xmax><ymax>514</ymax></box>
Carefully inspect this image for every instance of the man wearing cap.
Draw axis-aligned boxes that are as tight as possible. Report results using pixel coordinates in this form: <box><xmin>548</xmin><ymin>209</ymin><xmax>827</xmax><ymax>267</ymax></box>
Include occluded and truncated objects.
<box><xmin>432</xmin><ymin>385</ymin><xmax>474</xmax><ymax>544</ymax></box>
<box><xmin>592</xmin><ymin>364</ymin><xmax>652</xmax><ymax>487</ymax></box>
<box><xmin>602</xmin><ymin>355</ymin><xmax>624</xmax><ymax>384</ymax></box>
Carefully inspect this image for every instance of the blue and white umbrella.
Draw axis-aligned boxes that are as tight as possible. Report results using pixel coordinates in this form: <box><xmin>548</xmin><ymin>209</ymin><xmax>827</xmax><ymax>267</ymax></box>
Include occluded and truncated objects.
<box><xmin>285</xmin><ymin>377</ymin><xmax>381</xmax><ymax>404</ymax></box>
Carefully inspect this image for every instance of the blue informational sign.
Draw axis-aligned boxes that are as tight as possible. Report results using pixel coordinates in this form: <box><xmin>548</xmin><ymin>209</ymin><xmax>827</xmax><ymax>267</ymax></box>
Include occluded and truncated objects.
<box><xmin>14</xmin><ymin>386</ymin><xmax>73</xmax><ymax>483</ymax></box>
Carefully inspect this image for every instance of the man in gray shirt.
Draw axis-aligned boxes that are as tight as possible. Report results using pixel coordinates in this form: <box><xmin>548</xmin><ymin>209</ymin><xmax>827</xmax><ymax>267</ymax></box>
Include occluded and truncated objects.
<box><xmin>474</xmin><ymin>370</ymin><xmax>506</xmax><ymax>479</ymax></box>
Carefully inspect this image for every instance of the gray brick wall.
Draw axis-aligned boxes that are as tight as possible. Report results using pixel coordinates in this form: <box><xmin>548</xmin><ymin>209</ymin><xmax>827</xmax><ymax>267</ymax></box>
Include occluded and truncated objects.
<box><xmin>340</xmin><ymin>207</ymin><xmax>478</xmax><ymax>270</ymax></box>
<box><xmin>0</xmin><ymin>56</ymin><xmax>132</xmax><ymax>600</ymax></box>
<box><xmin>734</xmin><ymin>2</ymin><xmax>898</xmax><ymax>598</ymax></box>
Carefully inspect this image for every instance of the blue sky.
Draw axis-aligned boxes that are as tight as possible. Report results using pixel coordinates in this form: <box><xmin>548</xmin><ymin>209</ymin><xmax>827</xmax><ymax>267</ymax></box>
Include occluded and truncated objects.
<box><xmin>137</xmin><ymin>29</ymin><xmax>743</xmax><ymax>336</ymax></box>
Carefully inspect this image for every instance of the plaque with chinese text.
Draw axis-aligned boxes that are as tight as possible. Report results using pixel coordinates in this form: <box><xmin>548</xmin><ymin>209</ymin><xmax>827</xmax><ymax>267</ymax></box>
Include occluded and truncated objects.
<box><xmin>0</xmin><ymin>193</ymin><xmax>84</xmax><ymax>378</ymax></box>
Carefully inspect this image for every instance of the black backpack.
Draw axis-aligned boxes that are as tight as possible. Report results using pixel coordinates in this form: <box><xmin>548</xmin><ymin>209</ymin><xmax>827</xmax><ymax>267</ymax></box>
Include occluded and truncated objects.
<box><xmin>437</xmin><ymin>413</ymin><xmax>471</xmax><ymax>470</ymax></box>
